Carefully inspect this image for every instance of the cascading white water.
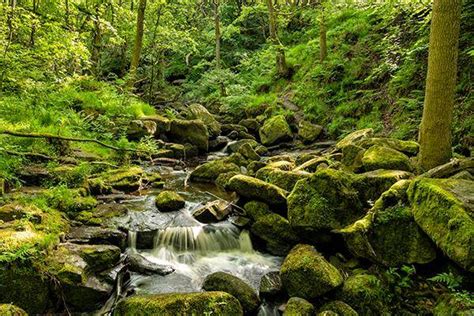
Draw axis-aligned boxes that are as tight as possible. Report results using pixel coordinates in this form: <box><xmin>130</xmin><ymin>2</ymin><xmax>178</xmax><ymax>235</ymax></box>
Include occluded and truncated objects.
<box><xmin>128</xmin><ymin>231</ymin><xmax>137</xmax><ymax>253</ymax></box>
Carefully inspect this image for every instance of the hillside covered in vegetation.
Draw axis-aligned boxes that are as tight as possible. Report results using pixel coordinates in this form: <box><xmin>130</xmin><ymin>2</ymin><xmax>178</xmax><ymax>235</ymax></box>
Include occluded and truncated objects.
<box><xmin>0</xmin><ymin>0</ymin><xmax>472</xmax><ymax>315</ymax></box>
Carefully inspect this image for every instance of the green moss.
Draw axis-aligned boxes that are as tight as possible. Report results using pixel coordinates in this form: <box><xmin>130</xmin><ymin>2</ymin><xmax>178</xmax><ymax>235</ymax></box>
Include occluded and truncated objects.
<box><xmin>237</xmin><ymin>143</ymin><xmax>260</xmax><ymax>161</ymax></box>
<box><xmin>202</xmin><ymin>272</ymin><xmax>260</xmax><ymax>314</ymax></box>
<box><xmin>259</xmin><ymin>115</ymin><xmax>293</xmax><ymax>146</ymax></box>
<box><xmin>188</xmin><ymin>103</ymin><xmax>221</xmax><ymax>137</ymax></box>
<box><xmin>319</xmin><ymin>301</ymin><xmax>358</xmax><ymax>316</ymax></box>
<box><xmin>251</xmin><ymin>213</ymin><xmax>299</xmax><ymax>255</ymax></box>
<box><xmin>114</xmin><ymin>291</ymin><xmax>243</xmax><ymax>316</ymax></box>
<box><xmin>216</xmin><ymin>171</ymin><xmax>240</xmax><ymax>189</ymax></box>
<box><xmin>78</xmin><ymin>244</ymin><xmax>121</xmax><ymax>272</ymax></box>
<box><xmin>168</xmin><ymin>119</ymin><xmax>209</xmax><ymax>152</ymax></box>
<box><xmin>280</xmin><ymin>244</ymin><xmax>343</xmax><ymax>300</ymax></box>
<box><xmin>287</xmin><ymin>169</ymin><xmax>364</xmax><ymax>236</ymax></box>
<box><xmin>190</xmin><ymin>159</ymin><xmax>240</xmax><ymax>183</ymax></box>
<box><xmin>155</xmin><ymin>191</ymin><xmax>185</xmax><ymax>212</ymax></box>
<box><xmin>358</xmin><ymin>137</ymin><xmax>419</xmax><ymax>156</ymax></box>
<box><xmin>294</xmin><ymin>156</ymin><xmax>331</xmax><ymax>172</ymax></box>
<box><xmin>408</xmin><ymin>178</ymin><xmax>474</xmax><ymax>272</ymax></box>
<box><xmin>356</xmin><ymin>169</ymin><xmax>413</xmax><ymax>202</ymax></box>
<box><xmin>0</xmin><ymin>304</ymin><xmax>28</xmax><ymax>316</ymax></box>
<box><xmin>298</xmin><ymin>120</ymin><xmax>323</xmax><ymax>143</ymax></box>
<box><xmin>256</xmin><ymin>167</ymin><xmax>310</xmax><ymax>192</ymax></box>
<box><xmin>361</xmin><ymin>145</ymin><xmax>413</xmax><ymax>172</ymax></box>
<box><xmin>284</xmin><ymin>297</ymin><xmax>315</xmax><ymax>316</ymax></box>
<box><xmin>243</xmin><ymin>201</ymin><xmax>272</xmax><ymax>221</ymax></box>
<box><xmin>87</xmin><ymin>167</ymin><xmax>144</xmax><ymax>194</ymax></box>
<box><xmin>227</xmin><ymin>175</ymin><xmax>288</xmax><ymax>206</ymax></box>
<box><xmin>433</xmin><ymin>293</ymin><xmax>474</xmax><ymax>316</ymax></box>
<box><xmin>335</xmin><ymin>128</ymin><xmax>373</xmax><ymax>150</ymax></box>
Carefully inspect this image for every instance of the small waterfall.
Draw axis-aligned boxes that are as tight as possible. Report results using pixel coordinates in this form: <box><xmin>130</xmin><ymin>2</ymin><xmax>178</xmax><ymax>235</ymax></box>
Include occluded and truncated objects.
<box><xmin>128</xmin><ymin>231</ymin><xmax>137</xmax><ymax>253</ymax></box>
<box><xmin>153</xmin><ymin>225</ymin><xmax>253</xmax><ymax>253</ymax></box>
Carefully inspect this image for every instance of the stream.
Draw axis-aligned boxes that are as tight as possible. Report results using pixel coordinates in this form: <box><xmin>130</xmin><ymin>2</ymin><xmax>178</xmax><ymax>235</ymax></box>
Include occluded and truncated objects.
<box><xmin>103</xmin><ymin>149</ymin><xmax>283</xmax><ymax>315</ymax></box>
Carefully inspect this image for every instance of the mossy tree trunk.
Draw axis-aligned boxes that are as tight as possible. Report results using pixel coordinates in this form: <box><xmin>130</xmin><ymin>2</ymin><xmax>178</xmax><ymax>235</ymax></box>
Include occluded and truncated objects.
<box><xmin>319</xmin><ymin>10</ymin><xmax>327</xmax><ymax>62</ymax></box>
<box><xmin>266</xmin><ymin>0</ymin><xmax>288</xmax><ymax>77</ymax></box>
<box><xmin>213</xmin><ymin>0</ymin><xmax>226</xmax><ymax>96</ymax></box>
<box><xmin>129</xmin><ymin>0</ymin><xmax>147</xmax><ymax>87</ymax></box>
<box><xmin>418</xmin><ymin>0</ymin><xmax>461</xmax><ymax>171</ymax></box>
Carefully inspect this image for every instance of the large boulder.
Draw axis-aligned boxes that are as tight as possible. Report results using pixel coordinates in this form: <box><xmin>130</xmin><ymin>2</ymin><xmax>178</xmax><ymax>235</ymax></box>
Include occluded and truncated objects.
<box><xmin>358</xmin><ymin>169</ymin><xmax>413</xmax><ymax>202</ymax></box>
<box><xmin>126</xmin><ymin>251</ymin><xmax>174</xmax><ymax>275</ymax></box>
<box><xmin>126</xmin><ymin>119</ymin><xmax>157</xmax><ymax>140</ymax></box>
<box><xmin>280</xmin><ymin>244</ymin><xmax>343</xmax><ymax>300</ymax></box>
<box><xmin>141</xmin><ymin>114</ymin><xmax>171</xmax><ymax>135</ymax></box>
<box><xmin>298</xmin><ymin>120</ymin><xmax>323</xmax><ymax>143</ymax></box>
<box><xmin>259</xmin><ymin>271</ymin><xmax>283</xmax><ymax>298</ymax></box>
<box><xmin>284</xmin><ymin>297</ymin><xmax>315</xmax><ymax>316</ymax></box>
<box><xmin>256</xmin><ymin>167</ymin><xmax>310</xmax><ymax>192</ymax></box>
<box><xmin>335</xmin><ymin>128</ymin><xmax>373</xmax><ymax>150</ymax></box>
<box><xmin>188</xmin><ymin>103</ymin><xmax>222</xmax><ymax>137</ymax></box>
<box><xmin>202</xmin><ymin>272</ymin><xmax>260</xmax><ymax>314</ymax></box>
<box><xmin>340</xmin><ymin>180</ymin><xmax>436</xmax><ymax>266</ymax></box>
<box><xmin>319</xmin><ymin>301</ymin><xmax>358</xmax><ymax>316</ymax></box>
<box><xmin>168</xmin><ymin>119</ymin><xmax>209</xmax><ymax>152</ymax></box>
<box><xmin>114</xmin><ymin>292</ymin><xmax>243</xmax><ymax>315</ymax></box>
<box><xmin>87</xmin><ymin>167</ymin><xmax>145</xmax><ymax>194</ymax></box>
<box><xmin>227</xmin><ymin>175</ymin><xmax>288</xmax><ymax>206</ymax></box>
<box><xmin>259</xmin><ymin>115</ymin><xmax>293</xmax><ymax>146</ymax></box>
<box><xmin>287</xmin><ymin>169</ymin><xmax>365</xmax><ymax>237</ymax></box>
<box><xmin>408</xmin><ymin>178</ymin><xmax>474</xmax><ymax>272</ymax></box>
<box><xmin>243</xmin><ymin>201</ymin><xmax>272</xmax><ymax>221</ymax></box>
<box><xmin>251</xmin><ymin>213</ymin><xmax>299</xmax><ymax>255</ymax></box>
<box><xmin>190</xmin><ymin>159</ymin><xmax>240</xmax><ymax>183</ymax></box>
<box><xmin>361</xmin><ymin>145</ymin><xmax>413</xmax><ymax>172</ymax></box>
<box><xmin>357</xmin><ymin>137</ymin><xmax>419</xmax><ymax>156</ymax></box>
<box><xmin>155</xmin><ymin>191</ymin><xmax>185</xmax><ymax>212</ymax></box>
<box><xmin>66</xmin><ymin>226</ymin><xmax>127</xmax><ymax>250</ymax></box>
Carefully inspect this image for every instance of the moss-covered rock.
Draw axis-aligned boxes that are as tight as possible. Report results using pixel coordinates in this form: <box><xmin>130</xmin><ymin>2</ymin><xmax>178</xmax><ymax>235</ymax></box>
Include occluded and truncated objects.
<box><xmin>0</xmin><ymin>203</ymin><xmax>43</xmax><ymax>223</ymax></box>
<box><xmin>259</xmin><ymin>271</ymin><xmax>283</xmax><ymax>298</ymax></box>
<box><xmin>216</xmin><ymin>171</ymin><xmax>240</xmax><ymax>189</ymax></box>
<box><xmin>188</xmin><ymin>103</ymin><xmax>222</xmax><ymax>137</ymax></box>
<box><xmin>190</xmin><ymin>159</ymin><xmax>240</xmax><ymax>183</ymax></box>
<box><xmin>0</xmin><ymin>264</ymin><xmax>51</xmax><ymax>314</ymax></box>
<box><xmin>294</xmin><ymin>156</ymin><xmax>331</xmax><ymax>172</ymax></box>
<box><xmin>361</xmin><ymin>145</ymin><xmax>413</xmax><ymax>172</ymax></box>
<box><xmin>126</xmin><ymin>119</ymin><xmax>157</xmax><ymax>140</ymax></box>
<box><xmin>357</xmin><ymin>169</ymin><xmax>413</xmax><ymax>202</ymax></box>
<box><xmin>141</xmin><ymin>114</ymin><xmax>171</xmax><ymax>135</ymax></box>
<box><xmin>239</xmin><ymin>118</ymin><xmax>260</xmax><ymax>133</ymax></box>
<box><xmin>202</xmin><ymin>272</ymin><xmax>260</xmax><ymax>314</ymax></box>
<box><xmin>341</xmin><ymin>144</ymin><xmax>366</xmax><ymax>171</ymax></box>
<box><xmin>298</xmin><ymin>120</ymin><xmax>323</xmax><ymax>143</ymax></box>
<box><xmin>283</xmin><ymin>297</ymin><xmax>315</xmax><ymax>316</ymax></box>
<box><xmin>251</xmin><ymin>213</ymin><xmax>299</xmax><ymax>255</ymax></box>
<box><xmin>243</xmin><ymin>201</ymin><xmax>272</xmax><ymax>221</ymax></box>
<box><xmin>73</xmin><ymin>243</ymin><xmax>121</xmax><ymax>272</ymax></box>
<box><xmin>227</xmin><ymin>175</ymin><xmax>288</xmax><ymax>206</ymax></box>
<box><xmin>0</xmin><ymin>304</ymin><xmax>28</xmax><ymax>316</ymax></box>
<box><xmin>338</xmin><ymin>273</ymin><xmax>388</xmax><ymax>315</ymax></box>
<box><xmin>280</xmin><ymin>244</ymin><xmax>343</xmax><ymax>299</ymax></box>
<box><xmin>358</xmin><ymin>137</ymin><xmax>419</xmax><ymax>156</ymax></box>
<box><xmin>155</xmin><ymin>191</ymin><xmax>185</xmax><ymax>212</ymax></box>
<box><xmin>256</xmin><ymin>167</ymin><xmax>310</xmax><ymax>192</ymax></box>
<box><xmin>408</xmin><ymin>178</ymin><xmax>474</xmax><ymax>272</ymax></box>
<box><xmin>238</xmin><ymin>142</ymin><xmax>261</xmax><ymax>161</ymax></box>
<box><xmin>335</xmin><ymin>128</ymin><xmax>373</xmax><ymax>150</ymax></box>
<box><xmin>259</xmin><ymin>115</ymin><xmax>293</xmax><ymax>146</ymax></box>
<box><xmin>114</xmin><ymin>291</ymin><xmax>243</xmax><ymax>316</ymax></box>
<box><xmin>168</xmin><ymin>119</ymin><xmax>209</xmax><ymax>152</ymax></box>
<box><xmin>266</xmin><ymin>160</ymin><xmax>295</xmax><ymax>170</ymax></box>
<box><xmin>319</xmin><ymin>301</ymin><xmax>358</xmax><ymax>316</ymax></box>
<box><xmin>87</xmin><ymin>166</ymin><xmax>144</xmax><ymax>194</ymax></box>
<box><xmin>287</xmin><ymin>169</ymin><xmax>365</xmax><ymax>237</ymax></box>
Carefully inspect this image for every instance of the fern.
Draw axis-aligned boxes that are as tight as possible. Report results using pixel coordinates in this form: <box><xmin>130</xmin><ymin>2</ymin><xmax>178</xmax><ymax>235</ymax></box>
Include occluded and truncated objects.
<box><xmin>428</xmin><ymin>272</ymin><xmax>463</xmax><ymax>290</ymax></box>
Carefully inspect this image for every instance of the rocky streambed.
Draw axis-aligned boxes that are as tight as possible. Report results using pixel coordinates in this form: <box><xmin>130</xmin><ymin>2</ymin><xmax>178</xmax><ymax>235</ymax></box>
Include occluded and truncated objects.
<box><xmin>1</xmin><ymin>103</ymin><xmax>473</xmax><ymax>315</ymax></box>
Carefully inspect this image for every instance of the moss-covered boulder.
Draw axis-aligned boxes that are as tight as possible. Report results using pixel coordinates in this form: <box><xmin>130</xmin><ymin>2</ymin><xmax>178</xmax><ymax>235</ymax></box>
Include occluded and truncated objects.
<box><xmin>280</xmin><ymin>244</ymin><xmax>343</xmax><ymax>299</ymax></box>
<box><xmin>319</xmin><ymin>301</ymin><xmax>358</xmax><ymax>316</ymax></box>
<box><xmin>408</xmin><ymin>178</ymin><xmax>474</xmax><ymax>272</ymax></box>
<box><xmin>259</xmin><ymin>115</ymin><xmax>293</xmax><ymax>146</ymax></box>
<box><xmin>338</xmin><ymin>273</ymin><xmax>388</xmax><ymax>314</ymax></box>
<box><xmin>202</xmin><ymin>272</ymin><xmax>260</xmax><ymax>314</ymax></box>
<box><xmin>114</xmin><ymin>291</ymin><xmax>243</xmax><ymax>316</ymax></box>
<box><xmin>340</xmin><ymin>180</ymin><xmax>436</xmax><ymax>266</ymax></box>
<box><xmin>71</xmin><ymin>243</ymin><xmax>121</xmax><ymax>272</ymax></box>
<box><xmin>0</xmin><ymin>304</ymin><xmax>28</xmax><ymax>316</ymax></box>
<box><xmin>358</xmin><ymin>137</ymin><xmax>419</xmax><ymax>156</ymax></box>
<box><xmin>259</xmin><ymin>271</ymin><xmax>283</xmax><ymax>298</ymax></box>
<box><xmin>188</xmin><ymin>103</ymin><xmax>222</xmax><ymax>137</ymax></box>
<box><xmin>87</xmin><ymin>167</ymin><xmax>144</xmax><ymax>194</ymax></box>
<box><xmin>155</xmin><ymin>191</ymin><xmax>185</xmax><ymax>212</ymax></box>
<box><xmin>294</xmin><ymin>156</ymin><xmax>331</xmax><ymax>172</ymax></box>
<box><xmin>287</xmin><ymin>169</ymin><xmax>365</xmax><ymax>237</ymax></box>
<box><xmin>0</xmin><ymin>264</ymin><xmax>51</xmax><ymax>314</ymax></box>
<box><xmin>298</xmin><ymin>120</ymin><xmax>323</xmax><ymax>143</ymax></box>
<box><xmin>227</xmin><ymin>175</ymin><xmax>288</xmax><ymax>206</ymax></box>
<box><xmin>433</xmin><ymin>293</ymin><xmax>474</xmax><ymax>316</ymax></box>
<box><xmin>243</xmin><ymin>201</ymin><xmax>272</xmax><ymax>221</ymax></box>
<box><xmin>256</xmin><ymin>167</ymin><xmax>310</xmax><ymax>192</ymax></box>
<box><xmin>336</xmin><ymin>128</ymin><xmax>373</xmax><ymax>150</ymax></box>
<box><xmin>190</xmin><ymin>159</ymin><xmax>240</xmax><ymax>183</ymax></box>
<box><xmin>238</xmin><ymin>142</ymin><xmax>261</xmax><ymax>161</ymax></box>
<box><xmin>283</xmin><ymin>297</ymin><xmax>315</xmax><ymax>316</ymax></box>
<box><xmin>361</xmin><ymin>145</ymin><xmax>413</xmax><ymax>172</ymax></box>
<box><xmin>168</xmin><ymin>119</ymin><xmax>209</xmax><ymax>152</ymax></box>
<box><xmin>357</xmin><ymin>169</ymin><xmax>413</xmax><ymax>202</ymax></box>
<box><xmin>341</xmin><ymin>144</ymin><xmax>366</xmax><ymax>171</ymax></box>
<box><xmin>251</xmin><ymin>213</ymin><xmax>299</xmax><ymax>255</ymax></box>
<box><xmin>239</xmin><ymin>118</ymin><xmax>261</xmax><ymax>134</ymax></box>
<box><xmin>126</xmin><ymin>119</ymin><xmax>157</xmax><ymax>140</ymax></box>
<box><xmin>216</xmin><ymin>171</ymin><xmax>240</xmax><ymax>189</ymax></box>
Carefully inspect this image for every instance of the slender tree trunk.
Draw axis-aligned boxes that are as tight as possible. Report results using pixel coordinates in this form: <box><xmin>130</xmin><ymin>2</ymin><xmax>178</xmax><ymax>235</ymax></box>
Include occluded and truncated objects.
<box><xmin>91</xmin><ymin>6</ymin><xmax>102</xmax><ymax>76</ymax></box>
<box><xmin>65</xmin><ymin>0</ymin><xmax>70</xmax><ymax>27</ymax></box>
<box><xmin>213</xmin><ymin>0</ymin><xmax>226</xmax><ymax>96</ymax></box>
<box><xmin>266</xmin><ymin>0</ymin><xmax>287</xmax><ymax>77</ymax></box>
<box><xmin>418</xmin><ymin>0</ymin><xmax>461</xmax><ymax>170</ymax></box>
<box><xmin>319</xmin><ymin>11</ymin><xmax>327</xmax><ymax>62</ymax></box>
<box><xmin>29</xmin><ymin>0</ymin><xmax>37</xmax><ymax>47</ymax></box>
<box><xmin>129</xmin><ymin>0</ymin><xmax>147</xmax><ymax>87</ymax></box>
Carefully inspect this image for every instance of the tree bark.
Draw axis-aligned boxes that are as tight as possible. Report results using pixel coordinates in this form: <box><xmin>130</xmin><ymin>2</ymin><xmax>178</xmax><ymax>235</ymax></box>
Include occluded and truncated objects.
<box><xmin>213</xmin><ymin>0</ymin><xmax>226</xmax><ymax>96</ymax></box>
<box><xmin>319</xmin><ymin>11</ymin><xmax>327</xmax><ymax>62</ymax></box>
<box><xmin>266</xmin><ymin>0</ymin><xmax>288</xmax><ymax>77</ymax></box>
<box><xmin>418</xmin><ymin>0</ymin><xmax>461</xmax><ymax>170</ymax></box>
<box><xmin>129</xmin><ymin>0</ymin><xmax>147</xmax><ymax>86</ymax></box>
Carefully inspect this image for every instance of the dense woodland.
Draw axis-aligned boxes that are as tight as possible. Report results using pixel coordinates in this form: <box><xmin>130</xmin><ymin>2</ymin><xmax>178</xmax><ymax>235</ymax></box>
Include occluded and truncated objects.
<box><xmin>0</xmin><ymin>0</ymin><xmax>473</xmax><ymax>315</ymax></box>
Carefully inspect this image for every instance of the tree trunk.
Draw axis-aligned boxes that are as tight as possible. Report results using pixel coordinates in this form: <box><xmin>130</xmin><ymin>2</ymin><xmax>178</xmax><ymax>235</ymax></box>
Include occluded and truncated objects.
<box><xmin>418</xmin><ymin>0</ymin><xmax>461</xmax><ymax>170</ymax></box>
<box><xmin>266</xmin><ymin>0</ymin><xmax>287</xmax><ymax>77</ymax></box>
<box><xmin>213</xmin><ymin>0</ymin><xmax>226</xmax><ymax>96</ymax></box>
<box><xmin>129</xmin><ymin>0</ymin><xmax>147</xmax><ymax>87</ymax></box>
<box><xmin>319</xmin><ymin>11</ymin><xmax>327</xmax><ymax>62</ymax></box>
<box><xmin>91</xmin><ymin>5</ymin><xmax>102</xmax><ymax>76</ymax></box>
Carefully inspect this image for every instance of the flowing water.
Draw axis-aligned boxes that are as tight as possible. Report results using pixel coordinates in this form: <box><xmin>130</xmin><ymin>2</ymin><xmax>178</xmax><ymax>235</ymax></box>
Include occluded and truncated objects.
<box><xmin>108</xmin><ymin>160</ymin><xmax>283</xmax><ymax>314</ymax></box>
